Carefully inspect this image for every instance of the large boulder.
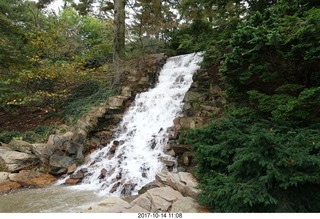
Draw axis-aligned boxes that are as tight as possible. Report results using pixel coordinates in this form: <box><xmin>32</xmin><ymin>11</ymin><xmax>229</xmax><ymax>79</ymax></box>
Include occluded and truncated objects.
<box><xmin>31</xmin><ymin>143</ymin><xmax>59</xmax><ymax>163</ymax></box>
<box><xmin>0</xmin><ymin>147</ymin><xmax>38</xmax><ymax>172</ymax></box>
<box><xmin>8</xmin><ymin>170</ymin><xmax>56</xmax><ymax>187</ymax></box>
<box><xmin>156</xmin><ymin>172</ymin><xmax>200</xmax><ymax>199</ymax></box>
<box><xmin>0</xmin><ymin>181</ymin><xmax>21</xmax><ymax>194</ymax></box>
<box><xmin>47</xmin><ymin>131</ymin><xmax>74</xmax><ymax>150</ymax></box>
<box><xmin>7</xmin><ymin>139</ymin><xmax>33</xmax><ymax>154</ymax></box>
<box><xmin>8</xmin><ymin>170</ymin><xmax>42</xmax><ymax>183</ymax></box>
<box><xmin>48</xmin><ymin>153</ymin><xmax>76</xmax><ymax>175</ymax></box>
<box><xmin>132</xmin><ymin>186</ymin><xmax>184</xmax><ymax>212</ymax></box>
<box><xmin>82</xmin><ymin>197</ymin><xmax>138</xmax><ymax>213</ymax></box>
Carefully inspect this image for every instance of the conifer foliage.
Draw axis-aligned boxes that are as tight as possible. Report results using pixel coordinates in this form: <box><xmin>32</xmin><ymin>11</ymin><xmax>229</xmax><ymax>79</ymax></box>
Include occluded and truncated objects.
<box><xmin>178</xmin><ymin>0</ymin><xmax>320</xmax><ymax>212</ymax></box>
<box><xmin>182</xmin><ymin>117</ymin><xmax>320</xmax><ymax>212</ymax></box>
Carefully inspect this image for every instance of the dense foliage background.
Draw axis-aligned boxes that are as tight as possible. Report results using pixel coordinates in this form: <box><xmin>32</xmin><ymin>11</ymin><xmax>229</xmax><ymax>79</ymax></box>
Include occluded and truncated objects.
<box><xmin>1</xmin><ymin>0</ymin><xmax>319</xmax><ymax>212</ymax></box>
<box><xmin>177</xmin><ymin>0</ymin><xmax>320</xmax><ymax>212</ymax></box>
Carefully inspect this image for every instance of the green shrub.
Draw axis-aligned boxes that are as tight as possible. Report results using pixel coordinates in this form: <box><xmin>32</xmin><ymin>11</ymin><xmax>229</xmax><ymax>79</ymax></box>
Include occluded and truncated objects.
<box><xmin>0</xmin><ymin>125</ymin><xmax>55</xmax><ymax>144</ymax></box>
<box><xmin>0</xmin><ymin>130</ymin><xmax>22</xmax><ymax>143</ymax></box>
<box><xmin>181</xmin><ymin>117</ymin><xmax>320</xmax><ymax>212</ymax></box>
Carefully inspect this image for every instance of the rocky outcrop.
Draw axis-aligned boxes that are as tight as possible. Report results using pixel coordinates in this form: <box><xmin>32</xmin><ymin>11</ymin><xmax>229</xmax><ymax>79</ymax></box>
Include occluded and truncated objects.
<box><xmin>82</xmin><ymin>171</ymin><xmax>201</xmax><ymax>213</ymax></box>
<box><xmin>7</xmin><ymin>139</ymin><xmax>34</xmax><ymax>154</ymax></box>
<box><xmin>165</xmin><ymin>65</ymin><xmax>227</xmax><ymax>171</ymax></box>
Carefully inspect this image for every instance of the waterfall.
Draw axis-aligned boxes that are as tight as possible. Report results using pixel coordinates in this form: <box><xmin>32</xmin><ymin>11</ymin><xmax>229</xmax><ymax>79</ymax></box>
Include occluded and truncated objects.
<box><xmin>64</xmin><ymin>53</ymin><xmax>203</xmax><ymax>196</ymax></box>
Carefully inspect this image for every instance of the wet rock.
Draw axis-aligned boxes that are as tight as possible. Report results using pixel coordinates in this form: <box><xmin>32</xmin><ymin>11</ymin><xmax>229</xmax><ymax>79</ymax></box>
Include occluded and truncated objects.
<box><xmin>0</xmin><ymin>147</ymin><xmax>38</xmax><ymax>173</ymax></box>
<box><xmin>163</xmin><ymin>144</ymin><xmax>171</xmax><ymax>151</ymax></box>
<box><xmin>65</xmin><ymin>178</ymin><xmax>80</xmax><ymax>185</ymax></box>
<box><xmin>175</xmin><ymin>75</ymin><xmax>185</xmax><ymax>83</ymax></box>
<box><xmin>7</xmin><ymin>170</ymin><xmax>56</xmax><ymax>187</ymax></box>
<box><xmin>67</xmin><ymin>164</ymin><xmax>77</xmax><ymax>174</ymax></box>
<box><xmin>8</xmin><ymin>170</ymin><xmax>42</xmax><ymax>184</ymax></box>
<box><xmin>121</xmin><ymin>182</ymin><xmax>137</xmax><ymax>196</ymax></box>
<box><xmin>109</xmin><ymin>142</ymin><xmax>118</xmax><ymax>154</ymax></box>
<box><xmin>7</xmin><ymin>139</ymin><xmax>33</xmax><ymax>154</ymax></box>
<box><xmin>26</xmin><ymin>173</ymin><xmax>56</xmax><ymax>187</ymax></box>
<box><xmin>80</xmin><ymin>168</ymin><xmax>88</xmax><ymax>173</ymax></box>
<box><xmin>110</xmin><ymin>145</ymin><xmax>117</xmax><ymax>154</ymax></box>
<box><xmin>161</xmin><ymin>158</ymin><xmax>175</xmax><ymax>167</ymax></box>
<box><xmin>166</xmin><ymin>149</ymin><xmax>175</xmax><ymax>157</ymax></box>
<box><xmin>70</xmin><ymin>170</ymin><xmax>84</xmax><ymax>179</ymax></box>
<box><xmin>100</xmin><ymin>168</ymin><xmax>107</xmax><ymax>178</ymax></box>
<box><xmin>0</xmin><ymin>181</ymin><xmax>21</xmax><ymax>194</ymax></box>
<box><xmin>116</xmin><ymin>172</ymin><xmax>122</xmax><ymax>180</ymax></box>
<box><xmin>110</xmin><ymin>182</ymin><xmax>121</xmax><ymax>193</ymax></box>
<box><xmin>149</xmin><ymin>138</ymin><xmax>157</xmax><ymax>149</ymax></box>
<box><xmin>50</xmin><ymin>167</ymin><xmax>67</xmax><ymax>175</ymax></box>
<box><xmin>138</xmin><ymin>181</ymin><xmax>162</xmax><ymax>195</ymax></box>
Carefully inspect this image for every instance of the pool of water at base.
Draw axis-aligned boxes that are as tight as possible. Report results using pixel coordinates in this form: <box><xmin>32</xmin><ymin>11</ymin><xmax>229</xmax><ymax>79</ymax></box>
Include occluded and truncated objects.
<box><xmin>0</xmin><ymin>185</ymin><xmax>105</xmax><ymax>213</ymax></box>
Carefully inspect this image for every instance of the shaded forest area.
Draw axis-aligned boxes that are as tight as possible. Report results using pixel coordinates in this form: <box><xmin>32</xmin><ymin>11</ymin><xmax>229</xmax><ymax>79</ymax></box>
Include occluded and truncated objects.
<box><xmin>1</xmin><ymin>0</ymin><xmax>320</xmax><ymax>212</ymax></box>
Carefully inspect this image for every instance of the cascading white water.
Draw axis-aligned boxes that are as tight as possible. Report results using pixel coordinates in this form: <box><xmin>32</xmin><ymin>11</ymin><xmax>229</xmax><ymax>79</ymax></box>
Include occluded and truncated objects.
<box><xmin>64</xmin><ymin>53</ymin><xmax>203</xmax><ymax>196</ymax></box>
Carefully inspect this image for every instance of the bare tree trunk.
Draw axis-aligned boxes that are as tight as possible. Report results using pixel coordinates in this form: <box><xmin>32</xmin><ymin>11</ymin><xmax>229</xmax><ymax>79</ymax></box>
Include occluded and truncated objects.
<box><xmin>113</xmin><ymin>0</ymin><xmax>126</xmax><ymax>61</ymax></box>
